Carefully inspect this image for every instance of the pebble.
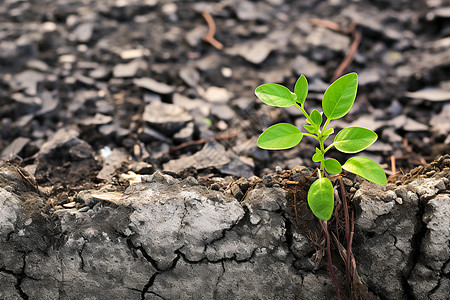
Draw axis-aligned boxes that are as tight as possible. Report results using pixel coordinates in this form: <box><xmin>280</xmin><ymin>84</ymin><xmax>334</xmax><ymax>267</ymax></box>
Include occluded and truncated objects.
<box><xmin>201</xmin><ymin>86</ymin><xmax>233</xmax><ymax>103</ymax></box>
<box><xmin>113</xmin><ymin>60</ymin><xmax>147</xmax><ymax>78</ymax></box>
<box><xmin>134</xmin><ymin>77</ymin><xmax>176</xmax><ymax>94</ymax></box>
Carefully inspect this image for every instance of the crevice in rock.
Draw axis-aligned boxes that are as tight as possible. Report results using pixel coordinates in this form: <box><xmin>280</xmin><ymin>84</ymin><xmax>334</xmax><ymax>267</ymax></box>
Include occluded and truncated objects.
<box><xmin>78</xmin><ymin>239</ymin><xmax>87</xmax><ymax>270</ymax></box>
<box><xmin>146</xmin><ymin>291</ymin><xmax>166</xmax><ymax>299</ymax></box>
<box><xmin>141</xmin><ymin>272</ymin><xmax>160</xmax><ymax>300</ymax></box>
<box><xmin>402</xmin><ymin>198</ymin><xmax>427</xmax><ymax>299</ymax></box>
<box><xmin>15</xmin><ymin>253</ymin><xmax>29</xmax><ymax>300</ymax></box>
<box><xmin>126</xmin><ymin>238</ymin><xmax>165</xmax><ymax>272</ymax></box>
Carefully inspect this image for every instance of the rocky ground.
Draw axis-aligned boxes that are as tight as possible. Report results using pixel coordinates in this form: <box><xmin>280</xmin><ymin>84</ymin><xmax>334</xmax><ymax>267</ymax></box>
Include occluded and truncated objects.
<box><xmin>0</xmin><ymin>0</ymin><xmax>450</xmax><ymax>299</ymax></box>
<box><xmin>1</xmin><ymin>0</ymin><xmax>450</xmax><ymax>203</ymax></box>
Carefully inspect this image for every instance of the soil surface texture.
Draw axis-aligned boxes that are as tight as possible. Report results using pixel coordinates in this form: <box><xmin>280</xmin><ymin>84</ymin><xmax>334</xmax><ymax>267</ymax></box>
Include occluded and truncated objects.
<box><xmin>0</xmin><ymin>0</ymin><xmax>450</xmax><ymax>299</ymax></box>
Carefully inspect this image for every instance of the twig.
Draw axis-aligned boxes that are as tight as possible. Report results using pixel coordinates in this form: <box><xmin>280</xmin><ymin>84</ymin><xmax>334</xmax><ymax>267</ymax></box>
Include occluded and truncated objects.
<box><xmin>310</xmin><ymin>18</ymin><xmax>362</xmax><ymax>81</ymax></box>
<box><xmin>168</xmin><ymin>130</ymin><xmax>238</xmax><ymax>153</ymax></box>
<box><xmin>390</xmin><ymin>155</ymin><xmax>396</xmax><ymax>175</ymax></box>
<box><xmin>332</xmin><ymin>25</ymin><xmax>361</xmax><ymax>81</ymax></box>
<box><xmin>310</xmin><ymin>18</ymin><xmax>341</xmax><ymax>31</ymax></box>
<box><xmin>202</xmin><ymin>11</ymin><xmax>223</xmax><ymax>50</ymax></box>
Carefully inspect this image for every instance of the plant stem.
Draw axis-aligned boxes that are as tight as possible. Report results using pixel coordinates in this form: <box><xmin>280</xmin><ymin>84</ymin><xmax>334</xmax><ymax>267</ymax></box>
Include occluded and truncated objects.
<box><xmin>295</xmin><ymin>103</ymin><xmax>311</xmax><ymax>122</ymax></box>
<box><xmin>320</xmin><ymin>220</ymin><xmax>341</xmax><ymax>300</ymax></box>
<box><xmin>319</xmin><ymin>141</ymin><xmax>326</xmax><ymax>177</ymax></box>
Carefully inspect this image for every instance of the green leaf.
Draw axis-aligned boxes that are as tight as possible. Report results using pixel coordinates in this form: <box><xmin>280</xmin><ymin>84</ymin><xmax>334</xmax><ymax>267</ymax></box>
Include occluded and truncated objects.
<box><xmin>303</xmin><ymin>124</ymin><xmax>318</xmax><ymax>135</ymax></box>
<box><xmin>324</xmin><ymin>158</ymin><xmax>342</xmax><ymax>174</ymax></box>
<box><xmin>322</xmin><ymin>73</ymin><xmax>358</xmax><ymax>120</ymax></box>
<box><xmin>308</xmin><ymin>177</ymin><xmax>334</xmax><ymax>220</ymax></box>
<box><xmin>312</xmin><ymin>148</ymin><xmax>324</xmax><ymax>162</ymax></box>
<box><xmin>323</xmin><ymin>128</ymin><xmax>334</xmax><ymax>136</ymax></box>
<box><xmin>309</xmin><ymin>109</ymin><xmax>322</xmax><ymax>127</ymax></box>
<box><xmin>294</xmin><ymin>75</ymin><xmax>308</xmax><ymax>105</ymax></box>
<box><xmin>255</xmin><ymin>84</ymin><xmax>297</xmax><ymax>107</ymax></box>
<box><xmin>342</xmin><ymin>157</ymin><xmax>387</xmax><ymax>186</ymax></box>
<box><xmin>334</xmin><ymin>127</ymin><xmax>378</xmax><ymax>153</ymax></box>
<box><xmin>257</xmin><ymin>123</ymin><xmax>303</xmax><ymax>150</ymax></box>
<box><xmin>321</xmin><ymin>128</ymin><xmax>334</xmax><ymax>140</ymax></box>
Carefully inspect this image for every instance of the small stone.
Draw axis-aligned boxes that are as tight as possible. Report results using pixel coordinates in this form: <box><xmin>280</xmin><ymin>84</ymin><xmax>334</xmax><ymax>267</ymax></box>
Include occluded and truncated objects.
<box><xmin>134</xmin><ymin>77</ymin><xmax>176</xmax><ymax>94</ymax></box>
<box><xmin>1</xmin><ymin>137</ymin><xmax>30</xmax><ymax>160</ymax></box>
<box><xmin>201</xmin><ymin>86</ymin><xmax>233</xmax><ymax>103</ymax></box>
<box><xmin>179</xmin><ymin>67</ymin><xmax>200</xmax><ymax>87</ymax></box>
<box><xmin>382</xmin><ymin>128</ymin><xmax>403</xmax><ymax>143</ymax></box>
<box><xmin>306</xmin><ymin>27</ymin><xmax>350</xmax><ymax>61</ymax></box>
<box><xmin>113</xmin><ymin>60</ymin><xmax>147</xmax><ymax>78</ymax></box>
<box><xmin>185</xmin><ymin>26</ymin><xmax>208</xmax><ymax>47</ymax></box>
<box><xmin>210</xmin><ymin>104</ymin><xmax>236</xmax><ymax>122</ymax></box>
<box><xmin>11</xmin><ymin>70</ymin><xmax>45</xmax><ymax>96</ymax></box>
<box><xmin>142</xmin><ymin>101</ymin><xmax>193</xmax><ymax>135</ymax></box>
<box><xmin>225</xmin><ymin>39</ymin><xmax>276</xmax><ymax>64</ymax></box>
<box><xmin>139</xmin><ymin>126</ymin><xmax>171</xmax><ymax>143</ymax></box>
<box><xmin>430</xmin><ymin>104</ymin><xmax>450</xmax><ymax>136</ymax></box>
<box><xmin>163</xmin><ymin>141</ymin><xmax>230</xmax><ymax>172</ymax></box>
<box><xmin>173</xmin><ymin>122</ymin><xmax>195</xmax><ymax>143</ymax></box>
<box><xmin>97</xmin><ymin>148</ymin><xmax>129</xmax><ymax>180</ymax></box>
<box><xmin>358</xmin><ymin>68</ymin><xmax>383</xmax><ymax>87</ymax></box>
<box><xmin>292</xmin><ymin>55</ymin><xmax>325</xmax><ymax>79</ymax></box>
<box><xmin>120</xmin><ymin>48</ymin><xmax>150</xmax><ymax>60</ymax></box>
<box><xmin>72</xmin><ymin>23</ymin><xmax>94</xmax><ymax>43</ymax></box>
<box><xmin>220</xmin><ymin>153</ymin><xmax>254</xmax><ymax>178</ymax></box>
<box><xmin>79</xmin><ymin>113</ymin><xmax>113</xmax><ymax>126</ymax></box>
<box><xmin>405</xmin><ymin>88</ymin><xmax>450</xmax><ymax>102</ymax></box>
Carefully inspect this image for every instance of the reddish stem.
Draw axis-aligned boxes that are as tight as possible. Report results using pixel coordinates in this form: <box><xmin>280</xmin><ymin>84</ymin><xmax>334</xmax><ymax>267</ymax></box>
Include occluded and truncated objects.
<box><xmin>320</xmin><ymin>220</ymin><xmax>341</xmax><ymax>300</ymax></box>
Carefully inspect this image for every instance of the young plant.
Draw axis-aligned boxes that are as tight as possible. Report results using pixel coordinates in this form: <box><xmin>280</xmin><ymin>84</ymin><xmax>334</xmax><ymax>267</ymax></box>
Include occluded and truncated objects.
<box><xmin>256</xmin><ymin>73</ymin><xmax>387</xmax><ymax>221</ymax></box>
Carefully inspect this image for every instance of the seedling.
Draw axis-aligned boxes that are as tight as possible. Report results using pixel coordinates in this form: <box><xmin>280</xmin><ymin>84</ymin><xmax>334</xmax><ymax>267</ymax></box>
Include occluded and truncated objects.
<box><xmin>256</xmin><ymin>73</ymin><xmax>386</xmax><ymax>221</ymax></box>
<box><xmin>256</xmin><ymin>73</ymin><xmax>386</xmax><ymax>298</ymax></box>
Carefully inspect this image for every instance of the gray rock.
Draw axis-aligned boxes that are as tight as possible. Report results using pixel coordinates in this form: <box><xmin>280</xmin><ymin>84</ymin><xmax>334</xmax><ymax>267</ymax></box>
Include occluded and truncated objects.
<box><xmin>72</xmin><ymin>23</ymin><xmax>94</xmax><ymax>43</ymax></box>
<box><xmin>430</xmin><ymin>103</ymin><xmax>450</xmax><ymax>137</ymax></box>
<box><xmin>306</xmin><ymin>27</ymin><xmax>350</xmax><ymax>61</ymax></box>
<box><xmin>172</xmin><ymin>93</ymin><xmax>211</xmax><ymax>116</ymax></box>
<box><xmin>408</xmin><ymin>191</ymin><xmax>450</xmax><ymax>299</ymax></box>
<box><xmin>1</xmin><ymin>160</ymin><xmax>448</xmax><ymax>300</ymax></box>
<box><xmin>210</xmin><ymin>104</ymin><xmax>236</xmax><ymax>121</ymax></box>
<box><xmin>134</xmin><ymin>77</ymin><xmax>175</xmax><ymax>94</ymax></box>
<box><xmin>353</xmin><ymin>181</ymin><xmax>419</xmax><ymax>299</ymax></box>
<box><xmin>122</xmin><ymin>172</ymin><xmax>245</xmax><ymax>269</ymax></box>
<box><xmin>1</xmin><ymin>137</ymin><xmax>30</xmax><ymax>160</ymax></box>
<box><xmin>389</xmin><ymin>115</ymin><xmax>429</xmax><ymax>132</ymax></box>
<box><xmin>219</xmin><ymin>152</ymin><xmax>254</xmax><ymax>178</ymax></box>
<box><xmin>179</xmin><ymin>67</ymin><xmax>200</xmax><ymax>87</ymax></box>
<box><xmin>358</xmin><ymin>68</ymin><xmax>383</xmax><ymax>87</ymax></box>
<box><xmin>142</xmin><ymin>101</ymin><xmax>193</xmax><ymax>135</ymax></box>
<box><xmin>0</xmin><ymin>272</ymin><xmax>21</xmax><ymax>299</ymax></box>
<box><xmin>113</xmin><ymin>59</ymin><xmax>147</xmax><ymax>78</ymax></box>
<box><xmin>139</xmin><ymin>126</ymin><xmax>171</xmax><ymax>143</ymax></box>
<box><xmin>292</xmin><ymin>55</ymin><xmax>326</xmax><ymax>79</ymax></box>
<box><xmin>201</xmin><ymin>86</ymin><xmax>233</xmax><ymax>103</ymax></box>
<box><xmin>97</xmin><ymin>148</ymin><xmax>129</xmax><ymax>180</ymax></box>
<box><xmin>163</xmin><ymin>141</ymin><xmax>230</xmax><ymax>172</ymax></box>
<box><xmin>185</xmin><ymin>25</ymin><xmax>208</xmax><ymax>47</ymax></box>
<box><xmin>405</xmin><ymin>88</ymin><xmax>450</xmax><ymax>102</ymax></box>
<box><xmin>11</xmin><ymin>70</ymin><xmax>45</xmax><ymax>96</ymax></box>
<box><xmin>173</xmin><ymin>121</ymin><xmax>194</xmax><ymax>143</ymax></box>
<box><xmin>149</xmin><ymin>258</ymin><xmax>223</xmax><ymax>299</ymax></box>
<box><xmin>225</xmin><ymin>39</ymin><xmax>277</xmax><ymax>64</ymax></box>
